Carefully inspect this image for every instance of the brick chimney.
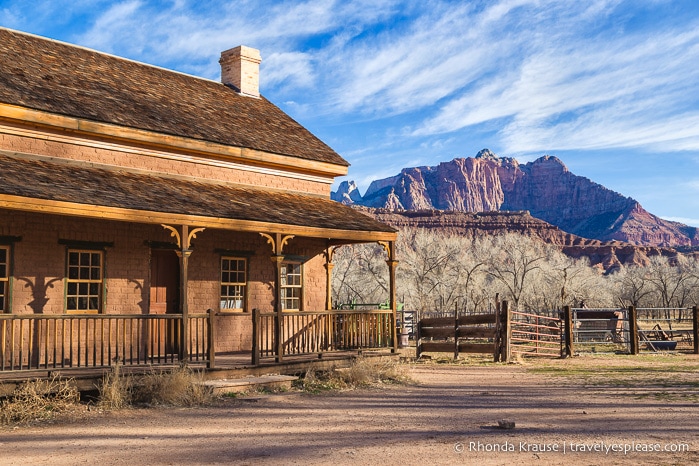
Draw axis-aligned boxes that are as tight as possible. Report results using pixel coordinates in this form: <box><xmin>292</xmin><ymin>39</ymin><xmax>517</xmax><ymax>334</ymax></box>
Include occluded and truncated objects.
<box><xmin>219</xmin><ymin>45</ymin><xmax>261</xmax><ymax>98</ymax></box>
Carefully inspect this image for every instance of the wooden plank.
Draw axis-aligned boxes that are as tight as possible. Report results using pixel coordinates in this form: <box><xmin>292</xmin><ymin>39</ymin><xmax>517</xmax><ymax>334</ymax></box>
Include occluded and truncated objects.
<box><xmin>457</xmin><ymin>327</ymin><xmax>496</xmax><ymax>339</ymax></box>
<box><xmin>457</xmin><ymin>342</ymin><xmax>495</xmax><ymax>354</ymax></box>
<box><xmin>458</xmin><ymin>314</ymin><xmax>496</xmax><ymax>325</ymax></box>
<box><xmin>420</xmin><ymin>317</ymin><xmax>454</xmax><ymax>327</ymax></box>
<box><xmin>419</xmin><ymin>342</ymin><xmax>454</xmax><ymax>353</ymax></box>
<box><xmin>420</xmin><ymin>327</ymin><xmax>455</xmax><ymax>339</ymax></box>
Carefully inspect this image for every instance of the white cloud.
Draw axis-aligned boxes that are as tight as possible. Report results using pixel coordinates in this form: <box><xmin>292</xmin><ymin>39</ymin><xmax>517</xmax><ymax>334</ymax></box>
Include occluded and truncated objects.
<box><xmin>406</xmin><ymin>3</ymin><xmax>699</xmax><ymax>155</ymax></box>
<box><xmin>263</xmin><ymin>52</ymin><xmax>316</xmax><ymax>89</ymax></box>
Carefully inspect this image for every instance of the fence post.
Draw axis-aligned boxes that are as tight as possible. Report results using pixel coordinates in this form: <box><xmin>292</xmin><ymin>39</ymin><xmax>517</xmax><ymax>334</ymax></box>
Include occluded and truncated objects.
<box><xmin>454</xmin><ymin>301</ymin><xmax>459</xmax><ymax>359</ymax></box>
<box><xmin>251</xmin><ymin>308</ymin><xmax>260</xmax><ymax>366</ymax></box>
<box><xmin>494</xmin><ymin>302</ymin><xmax>502</xmax><ymax>362</ymax></box>
<box><xmin>563</xmin><ymin>306</ymin><xmax>574</xmax><ymax>358</ymax></box>
<box><xmin>502</xmin><ymin>301</ymin><xmax>511</xmax><ymax>362</ymax></box>
<box><xmin>206</xmin><ymin>309</ymin><xmax>216</xmax><ymax>369</ymax></box>
<box><xmin>628</xmin><ymin>305</ymin><xmax>639</xmax><ymax>355</ymax></box>
<box><xmin>416</xmin><ymin>313</ymin><xmax>423</xmax><ymax>359</ymax></box>
<box><xmin>693</xmin><ymin>306</ymin><xmax>699</xmax><ymax>355</ymax></box>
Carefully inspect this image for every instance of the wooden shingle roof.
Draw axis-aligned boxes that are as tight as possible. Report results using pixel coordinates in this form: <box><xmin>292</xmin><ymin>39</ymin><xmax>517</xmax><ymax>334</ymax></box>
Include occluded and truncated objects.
<box><xmin>0</xmin><ymin>151</ymin><xmax>396</xmax><ymax>239</ymax></box>
<box><xmin>0</xmin><ymin>28</ymin><xmax>348</xmax><ymax>167</ymax></box>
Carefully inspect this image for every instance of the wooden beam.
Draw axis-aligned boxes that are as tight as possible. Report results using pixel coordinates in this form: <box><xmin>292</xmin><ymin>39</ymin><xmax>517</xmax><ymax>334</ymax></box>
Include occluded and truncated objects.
<box><xmin>0</xmin><ymin>195</ymin><xmax>397</xmax><ymax>242</ymax></box>
<box><xmin>457</xmin><ymin>343</ymin><xmax>495</xmax><ymax>354</ymax></box>
<box><xmin>458</xmin><ymin>314</ymin><xmax>497</xmax><ymax>325</ymax></box>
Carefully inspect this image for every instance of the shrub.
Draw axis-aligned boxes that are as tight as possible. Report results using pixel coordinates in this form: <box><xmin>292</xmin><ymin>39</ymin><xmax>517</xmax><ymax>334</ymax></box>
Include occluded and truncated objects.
<box><xmin>296</xmin><ymin>356</ymin><xmax>411</xmax><ymax>392</ymax></box>
<box><xmin>0</xmin><ymin>375</ymin><xmax>80</xmax><ymax>425</ymax></box>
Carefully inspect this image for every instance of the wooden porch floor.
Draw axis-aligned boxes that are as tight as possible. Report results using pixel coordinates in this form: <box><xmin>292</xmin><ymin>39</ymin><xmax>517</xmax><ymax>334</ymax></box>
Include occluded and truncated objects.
<box><xmin>0</xmin><ymin>349</ymin><xmax>397</xmax><ymax>396</ymax></box>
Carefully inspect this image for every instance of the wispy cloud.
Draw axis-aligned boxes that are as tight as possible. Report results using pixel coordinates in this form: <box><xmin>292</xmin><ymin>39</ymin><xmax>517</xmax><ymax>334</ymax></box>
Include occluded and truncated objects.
<box><xmin>408</xmin><ymin>2</ymin><xmax>699</xmax><ymax>155</ymax></box>
<box><xmin>4</xmin><ymin>0</ymin><xmax>699</xmax><ymax>219</ymax></box>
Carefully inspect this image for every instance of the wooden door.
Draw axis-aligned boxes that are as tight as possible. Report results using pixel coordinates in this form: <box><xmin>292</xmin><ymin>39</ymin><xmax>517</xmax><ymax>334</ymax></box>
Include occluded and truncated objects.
<box><xmin>150</xmin><ymin>249</ymin><xmax>180</xmax><ymax>355</ymax></box>
<box><xmin>150</xmin><ymin>249</ymin><xmax>180</xmax><ymax>314</ymax></box>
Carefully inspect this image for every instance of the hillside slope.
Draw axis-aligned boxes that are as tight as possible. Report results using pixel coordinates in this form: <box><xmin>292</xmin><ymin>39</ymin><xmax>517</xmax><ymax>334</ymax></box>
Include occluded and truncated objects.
<box><xmin>333</xmin><ymin>150</ymin><xmax>699</xmax><ymax>247</ymax></box>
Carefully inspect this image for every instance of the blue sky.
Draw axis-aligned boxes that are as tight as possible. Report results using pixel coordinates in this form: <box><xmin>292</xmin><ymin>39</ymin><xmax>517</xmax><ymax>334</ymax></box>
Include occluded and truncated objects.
<box><xmin>3</xmin><ymin>0</ymin><xmax>699</xmax><ymax>225</ymax></box>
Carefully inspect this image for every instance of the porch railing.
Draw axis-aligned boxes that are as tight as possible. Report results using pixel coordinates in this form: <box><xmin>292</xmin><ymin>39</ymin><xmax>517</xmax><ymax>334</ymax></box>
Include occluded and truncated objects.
<box><xmin>2</xmin><ymin>308</ymin><xmax>394</xmax><ymax>372</ymax></box>
<box><xmin>253</xmin><ymin>308</ymin><xmax>395</xmax><ymax>362</ymax></box>
<box><xmin>0</xmin><ymin>313</ymin><xmax>210</xmax><ymax>372</ymax></box>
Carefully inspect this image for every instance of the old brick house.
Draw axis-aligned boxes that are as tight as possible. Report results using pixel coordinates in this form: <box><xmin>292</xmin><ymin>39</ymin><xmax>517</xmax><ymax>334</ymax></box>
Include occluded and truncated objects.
<box><xmin>0</xmin><ymin>27</ymin><xmax>397</xmax><ymax>372</ymax></box>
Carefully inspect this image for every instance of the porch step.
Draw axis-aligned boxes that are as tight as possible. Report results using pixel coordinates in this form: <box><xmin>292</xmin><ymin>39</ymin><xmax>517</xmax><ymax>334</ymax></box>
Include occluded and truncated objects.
<box><xmin>202</xmin><ymin>374</ymin><xmax>298</xmax><ymax>395</ymax></box>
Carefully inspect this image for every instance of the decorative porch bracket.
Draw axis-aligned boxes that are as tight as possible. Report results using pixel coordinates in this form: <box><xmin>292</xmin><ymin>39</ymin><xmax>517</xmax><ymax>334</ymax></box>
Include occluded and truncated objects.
<box><xmin>260</xmin><ymin>232</ymin><xmax>295</xmax><ymax>362</ymax></box>
<box><xmin>323</xmin><ymin>245</ymin><xmax>340</xmax><ymax>311</ymax></box>
<box><xmin>162</xmin><ymin>224</ymin><xmax>205</xmax><ymax>361</ymax></box>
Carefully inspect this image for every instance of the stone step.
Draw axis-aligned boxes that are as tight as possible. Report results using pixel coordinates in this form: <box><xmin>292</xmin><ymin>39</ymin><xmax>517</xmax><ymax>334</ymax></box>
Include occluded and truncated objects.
<box><xmin>202</xmin><ymin>374</ymin><xmax>298</xmax><ymax>395</ymax></box>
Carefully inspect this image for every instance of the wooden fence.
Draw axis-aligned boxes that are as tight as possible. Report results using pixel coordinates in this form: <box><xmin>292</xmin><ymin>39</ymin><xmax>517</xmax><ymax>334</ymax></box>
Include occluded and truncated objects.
<box><xmin>416</xmin><ymin>302</ymin><xmax>509</xmax><ymax>361</ymax></box>
<box><xmin>414</xmin><ymin>304</ymin><xmax>699</xmax><ymax>361</ymax></box>
<box><xmin>562</xmin><ymin>306</ymin><xmax>699</xmax><ymax>356</ymax></box>
<box><xmin>252</xmin><ymin>308</ymin><xmax>395</xmax><ymax>364</ymax></box>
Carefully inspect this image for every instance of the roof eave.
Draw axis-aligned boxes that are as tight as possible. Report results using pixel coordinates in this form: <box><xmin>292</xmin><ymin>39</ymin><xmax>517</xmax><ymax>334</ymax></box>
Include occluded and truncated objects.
<box><xmin>0</xmin><ymin>194</ymin><xmax>397</xmax><ymax>242</ymax></box>
<box><xmin>0</xmin><ymin>102</ymin><xmax>349</xmax><ymax>178</ymax></box>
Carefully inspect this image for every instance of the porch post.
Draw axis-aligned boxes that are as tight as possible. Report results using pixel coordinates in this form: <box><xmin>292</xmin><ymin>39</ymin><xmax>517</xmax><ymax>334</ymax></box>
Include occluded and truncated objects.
<box><xmin>260</xmin><ymin>232</ymin><xmax>294</xmax><ymax>363</ymax></box>
<box><xmin>273</xmin><ymin>253</ymin><xmax>285</xmax><ymax>363</ymax></box>
<box><xmin>163</xmin><ymin>224</ymin><xmax>205</xmax><ymax>363</ymax></box>
<box><xmin>386</xmin><ymin>240</ymin><xmax>399</xmax><ymax>353</ymax></box>
<box><xmin>176</xmin><ymin>227</ymin><xmax>192</xmax><ymax>362</ymax></box>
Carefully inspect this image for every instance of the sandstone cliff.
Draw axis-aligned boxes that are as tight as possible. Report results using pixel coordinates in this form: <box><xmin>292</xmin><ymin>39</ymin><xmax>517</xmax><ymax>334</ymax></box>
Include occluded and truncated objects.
<box><xmin>361</xmin><ymin>207</ymin><xmax>677</xmax><ymax>272</ymax></box>
<box><xmin>336</xmin><ymin>150</ymin><xmax>699</xmax><ymax>247</ymax></box>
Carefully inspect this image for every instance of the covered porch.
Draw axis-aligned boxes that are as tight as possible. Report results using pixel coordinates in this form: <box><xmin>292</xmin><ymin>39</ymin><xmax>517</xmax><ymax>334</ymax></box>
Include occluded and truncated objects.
<box><xmin>0</xmin><ymin>151</ymin><xmax>398</xmax><ymax>379</ymax></box>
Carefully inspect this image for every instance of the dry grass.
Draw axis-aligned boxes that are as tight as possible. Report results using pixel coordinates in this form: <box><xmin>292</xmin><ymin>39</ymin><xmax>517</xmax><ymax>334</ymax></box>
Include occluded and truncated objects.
<box><xmin>296</xmin><ymin>356</ymin><xmax>412</xmax><ymax>392</ymax></box>
<box><xmin>97</xmin><ymin>364</ymin><xmax>214</xmax><ymax>408</ymax></box>
<box><xmin>132</xmin><ymin>366</ymin><xmax>213</xmax><ymax>407</ymax></box>
<box><xmin>97</xmin><ymin>362</ymin><xmax>133</xmax><ymax>410</ymax></box>
<box><xmin>0</xmin><ymin>375</ymin><xmax>80</xmax><ymax>426</ymax></box>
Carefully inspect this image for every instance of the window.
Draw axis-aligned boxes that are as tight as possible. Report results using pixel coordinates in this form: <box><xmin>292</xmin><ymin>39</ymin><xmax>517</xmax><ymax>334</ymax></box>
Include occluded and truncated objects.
<box><xmin>220</xmin><ymin>257</ymin><xmax>246</xmax><ymax>311</ymax></box>
<box><xmin>0</xmin><ymin>246</ymin><xmax>8</xmax><ymax>312</ymax></box>
<box><xmin>66</xmin><ymin>250</ymin><xmax>103</xmax><ymax>313</ymax></box>
<box><xmin>281</xmin><ymin>262</ymin><xmax>302</xmax><ymax>311</ymax></box>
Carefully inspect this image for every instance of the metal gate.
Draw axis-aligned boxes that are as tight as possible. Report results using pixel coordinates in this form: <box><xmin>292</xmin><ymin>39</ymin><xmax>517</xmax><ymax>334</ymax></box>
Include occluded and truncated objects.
<box><xmin>509</xmin><ymin>310</ymin><xmax>563</xmax><ymax>358</ymax></box>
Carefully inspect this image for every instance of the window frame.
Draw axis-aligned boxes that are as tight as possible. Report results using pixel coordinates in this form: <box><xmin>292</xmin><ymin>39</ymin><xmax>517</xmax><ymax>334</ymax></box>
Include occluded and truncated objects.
<box><xmin>280</xmin><ymin>262</ymin><xmax>303</xmax><ymax>311</ymax></box>
<box><xmin>0</xmin><ymin>245</ymin><xmax>9</xmax><ymax>313</ymax></box>
<box><xmin>219</xmin><ymin>256</ymin><xmax>248</xmax><ymax>312</ymax></box>
<box><xmin>65</xmin><ymin>249</ymin><xmax>104</xmax><ymax>314</ymax></box>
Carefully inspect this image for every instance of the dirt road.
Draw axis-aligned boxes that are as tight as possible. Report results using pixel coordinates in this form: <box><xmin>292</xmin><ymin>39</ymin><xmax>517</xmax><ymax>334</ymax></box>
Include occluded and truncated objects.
<box><xmin>2</xmin><ymin>357</ymin><xmax>698</xmax><ymax>465</ymax></box>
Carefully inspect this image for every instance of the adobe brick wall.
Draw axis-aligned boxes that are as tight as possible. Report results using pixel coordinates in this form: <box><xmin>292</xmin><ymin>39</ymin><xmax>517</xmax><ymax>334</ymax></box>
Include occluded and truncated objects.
<box><xmin>1</xmin><ymin>209</ymin><xmax>331</xmax><ymax>353</ymax></box>
<box><xmin>0</xmin><ymin>124</ymin><xmax>332</xmax><ymax>196</ymax></box>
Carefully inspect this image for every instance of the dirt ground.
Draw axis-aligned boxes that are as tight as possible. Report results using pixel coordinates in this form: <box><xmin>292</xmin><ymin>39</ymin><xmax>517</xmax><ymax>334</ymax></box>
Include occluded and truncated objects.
<box><xmin>2</xmin><ymin>355</ymin><xmax>698</xmax><ymax>465</ymax></box>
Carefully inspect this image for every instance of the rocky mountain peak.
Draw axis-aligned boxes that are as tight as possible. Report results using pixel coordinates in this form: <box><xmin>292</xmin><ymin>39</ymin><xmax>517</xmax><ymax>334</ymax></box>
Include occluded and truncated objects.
<box><xmin>330</xmin><ymin>150</ymin><xmax>699</xmax><ymax>247</ymax></box>
<box><xmin>475</xmin><ymin>148</ymin><xmax>499</xmax><ymax>160</ymax></box>
<box><xmin>330</xmin><ymin>180</ymin><xmax>363</xmax><ymax>205</ymax></box>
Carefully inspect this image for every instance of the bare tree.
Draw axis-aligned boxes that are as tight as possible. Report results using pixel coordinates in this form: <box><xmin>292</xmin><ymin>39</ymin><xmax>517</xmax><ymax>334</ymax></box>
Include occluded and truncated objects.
<box><xmin>397</xmin><ymin>229</ymin><xmax>461</xmax><ymax>314</ymax></box>
<box><xmin>644</xmin><ymin>255</ymin><xmax>697</xmax><ymax>317</ymax></box>
<box><xmin>331</xmin><ymin>243</ymin><xmax>388</xmax><ymax>307</ymax></box>
<box><xmin>483</xmin><ymin>234</ymin><xmax>552</xmax><ymax>310</ymax></box>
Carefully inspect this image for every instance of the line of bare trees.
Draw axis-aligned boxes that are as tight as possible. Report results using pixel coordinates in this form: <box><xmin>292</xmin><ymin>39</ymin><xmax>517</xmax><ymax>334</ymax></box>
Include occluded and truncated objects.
<box><xmin>332</xmin><ymin>229</ymin><xmax>699</xmax><ymax>315</ymax></box>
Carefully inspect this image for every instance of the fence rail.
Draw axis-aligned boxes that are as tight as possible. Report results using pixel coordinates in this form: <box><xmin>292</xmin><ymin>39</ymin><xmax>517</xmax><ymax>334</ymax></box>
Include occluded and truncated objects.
<box><xmin>416</xmin><ymin>308</ymin><xmax>506</xmax><ymax>361</ymax></box>
<box><xmin>253</xmin><ymin>308</ymin><xmax>395</xmax><ymax>362</ymax></box>
<box><xmin>510</xmin><ymin>310</ymin><xmax>562</xmax><ymax>358</ymax></box>
<box><xmin>561</xmin><ymin>306</ymin><xmax>699</xmax><ymax>356</ymax></box>
<box><xmin>0</xmin><ymin>313</ymin><xmax>210</xmax><ymax>372</ymax></box>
